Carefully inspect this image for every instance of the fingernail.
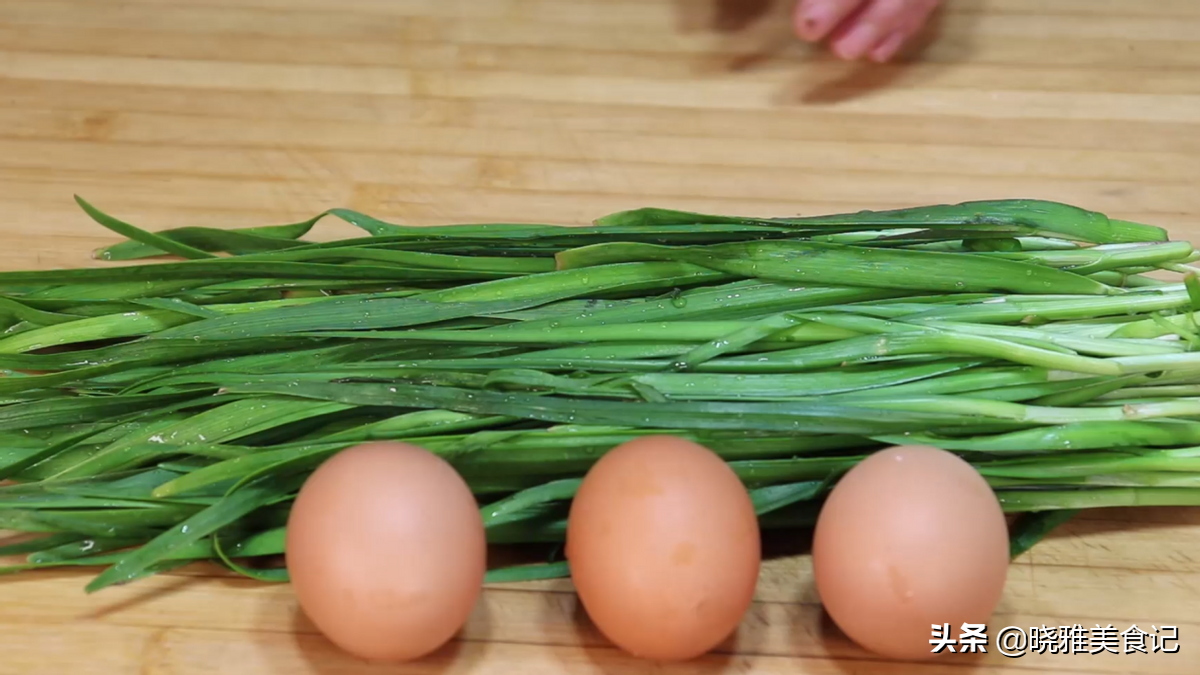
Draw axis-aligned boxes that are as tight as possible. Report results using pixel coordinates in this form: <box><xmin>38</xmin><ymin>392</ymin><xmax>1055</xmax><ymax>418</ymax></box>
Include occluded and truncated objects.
<box><xmin>795</xmin><ymin>2</ymin><xmax>835</xmax><ymax>41</ymax></box>
<box><xmin>832</xmin><ymin>22</ymin><xmax>880</xmax><ymax>60</ymax></box>
<box><xmin>869</xmin><ymin>31</ymin><xmax>906</xmax><ymax>62</ymax></box>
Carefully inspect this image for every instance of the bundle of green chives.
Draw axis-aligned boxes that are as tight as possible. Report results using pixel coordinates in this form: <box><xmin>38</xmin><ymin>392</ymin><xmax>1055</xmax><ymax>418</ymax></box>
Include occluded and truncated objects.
<box><xmin>1</xmin><ymin>196</ymin><xmax>1199</xmax><ymax>592</ymax></box>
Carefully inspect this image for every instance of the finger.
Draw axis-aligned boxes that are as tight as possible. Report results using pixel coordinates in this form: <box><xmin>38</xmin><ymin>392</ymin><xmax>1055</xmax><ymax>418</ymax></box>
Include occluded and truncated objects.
<box><xmin>868</xmin><ymin>31</ymin><xmax>908</xmax><ymax>62</ymax></box>
<box><xmin>793</xmin><ymin>0</ymin><xmax>868</xmax><ymax>42</ymax></box>
<box><xmin>829</xmin><ymin>0</ymin><xmax>938</xmax><ymax>61</ymax></box>
<box><xmin>868</xmin><ymin>1</ymin><xmax>939</xmax><ymax>62</ymax></box>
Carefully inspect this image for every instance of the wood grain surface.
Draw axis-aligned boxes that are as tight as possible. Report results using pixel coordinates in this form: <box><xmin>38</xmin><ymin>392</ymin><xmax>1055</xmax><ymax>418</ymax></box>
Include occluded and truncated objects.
<box><xmin>1</xmin><ymin>0</ymin><xmax>1199</xmax><ymax>673</ymax></box>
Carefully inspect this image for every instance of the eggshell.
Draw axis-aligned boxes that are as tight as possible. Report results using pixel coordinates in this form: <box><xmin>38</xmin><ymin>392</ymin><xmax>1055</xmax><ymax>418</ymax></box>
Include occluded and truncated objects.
<box><xmin>812</xmin><ymin>445</ymin><xmax>1010</xmax><ymax>661</ymax></box>
<box><xmin>285</xmin><ymin>441</ymin><xmax>486</xmax><ymax>662</ymax></box>
<box><xmin>566</xmin><ymin>435</ymin><xmax>761</xmax><ymax>662</ymax></box>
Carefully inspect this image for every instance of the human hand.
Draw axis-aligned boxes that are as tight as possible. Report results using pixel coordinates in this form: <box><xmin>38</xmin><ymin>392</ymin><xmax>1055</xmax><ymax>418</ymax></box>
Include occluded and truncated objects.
<box><xmin>793</xmin><ymin>0</ymin><xmax>940</xmax><ymax>62</ymax></box>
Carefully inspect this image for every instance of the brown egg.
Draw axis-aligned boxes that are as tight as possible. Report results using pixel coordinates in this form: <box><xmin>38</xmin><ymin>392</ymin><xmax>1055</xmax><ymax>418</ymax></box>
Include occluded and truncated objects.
<box><xmin>566</xmin><ymin>435</ymin><xmax>761</xmax><ymax>662</ymax></box>
<box><xmin>812</xmin><ymin>445</ymin><xmax>1010</xmax><ymax>661</ymax></box>
<box><xmin>286</xmin><ymin>441</ymin><xmax>486</xmax><ymax>662</ymax></box>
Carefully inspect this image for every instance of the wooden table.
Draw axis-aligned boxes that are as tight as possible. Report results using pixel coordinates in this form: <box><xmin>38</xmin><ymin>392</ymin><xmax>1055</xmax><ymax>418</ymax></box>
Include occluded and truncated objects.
<box><xmin>1</xmin><ymin>0</ymin><xmax>1198</xmax><ymax>672</ymax></box>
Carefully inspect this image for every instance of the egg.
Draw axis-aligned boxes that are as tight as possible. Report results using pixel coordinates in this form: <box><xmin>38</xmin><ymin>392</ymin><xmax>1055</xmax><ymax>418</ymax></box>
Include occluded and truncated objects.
<box><xmin>811</xmin><ymin>445</ymin><xmax>1010</xmax><ymax>661</ymax></box>
<box><xmin>565</xmin><ymin>435</ymin><xmax>761</xmax><ymax>662</ymax></box>
<box><xmin>285</xmin><ymin>441</ymin><xmax>486</xmax><ymax>662</ymax></box>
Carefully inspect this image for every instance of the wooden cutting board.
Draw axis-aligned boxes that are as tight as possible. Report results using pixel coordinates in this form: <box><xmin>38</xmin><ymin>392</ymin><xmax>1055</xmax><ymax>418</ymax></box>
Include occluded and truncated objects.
<box><xmin>0</xmin><ymin>0</ymin><xmax>1198</xmax><ymax>672</ymax></box>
